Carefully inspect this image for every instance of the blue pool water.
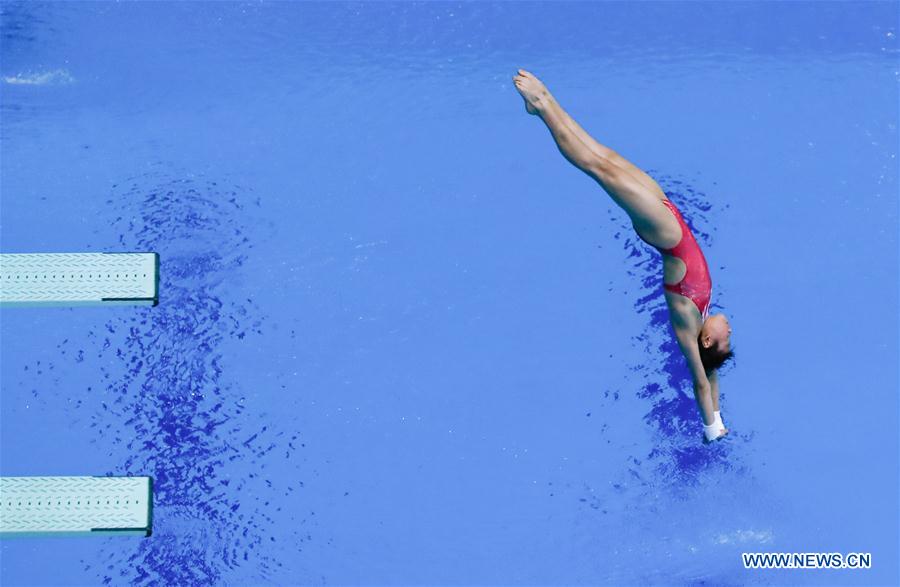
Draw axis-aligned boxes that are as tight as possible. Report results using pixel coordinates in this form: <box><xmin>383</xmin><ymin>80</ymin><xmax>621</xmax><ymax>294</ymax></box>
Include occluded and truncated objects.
<box><xmin>1</xmin><ymin>2</ymin><xmax>897</xmax><ymax>585</ymax></box>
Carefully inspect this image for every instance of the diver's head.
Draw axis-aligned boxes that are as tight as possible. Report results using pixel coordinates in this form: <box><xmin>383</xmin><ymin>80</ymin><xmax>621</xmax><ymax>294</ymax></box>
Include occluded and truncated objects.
<box><xmin>698</xmin><ymin>313</ymin><xmax>734</xmax><ymax>371</ymax></box>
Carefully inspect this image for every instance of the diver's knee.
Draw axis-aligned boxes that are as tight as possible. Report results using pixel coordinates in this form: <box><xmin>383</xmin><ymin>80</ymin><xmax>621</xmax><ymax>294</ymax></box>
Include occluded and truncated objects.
<box><xmin>586</xmin><ymin>154</ymin><xmax>620</xmax><ymax>183</ymax></box>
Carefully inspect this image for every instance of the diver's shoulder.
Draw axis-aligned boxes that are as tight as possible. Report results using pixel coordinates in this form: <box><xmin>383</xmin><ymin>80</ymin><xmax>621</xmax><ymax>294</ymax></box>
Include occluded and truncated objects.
<box><xmin>665</xmin><ymin>292</ymin><xmax>703</xmax><ymax>333</ymax></box>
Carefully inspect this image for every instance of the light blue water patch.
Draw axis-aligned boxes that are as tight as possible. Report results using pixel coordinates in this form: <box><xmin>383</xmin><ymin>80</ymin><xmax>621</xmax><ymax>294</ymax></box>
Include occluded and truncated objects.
<box><xmin>1</xmin><ymin>2</ymin><xmax>897</xmax><ymax>585</ymax></box>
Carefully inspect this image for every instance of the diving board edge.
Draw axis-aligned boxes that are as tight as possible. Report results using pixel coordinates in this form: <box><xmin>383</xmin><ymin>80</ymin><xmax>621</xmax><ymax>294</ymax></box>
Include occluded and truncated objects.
<box><xmin>91</xmin><ymin>476</ymin><xmax>154</xmax><ymax>537</ymax></box>
<box><xmin>101</xmin><ymin>252</ymin><xmax>160</xmax><ymax>307</ymax></box>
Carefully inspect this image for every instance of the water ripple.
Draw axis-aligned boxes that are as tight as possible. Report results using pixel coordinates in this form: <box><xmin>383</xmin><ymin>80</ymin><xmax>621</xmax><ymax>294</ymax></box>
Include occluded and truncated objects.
<box><xmin>69</xmin><ymin>168</ymin><xmax>304</xmax><ymax>585</ymax></box>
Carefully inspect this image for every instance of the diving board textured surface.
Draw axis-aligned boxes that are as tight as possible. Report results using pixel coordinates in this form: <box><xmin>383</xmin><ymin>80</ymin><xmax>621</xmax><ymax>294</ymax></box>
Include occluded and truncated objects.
<box><xmin>0</xmin><ymin>253</ymin><xmax>159</xmax><ymax>307</ymax></box>
<box><xmin>0</xmin><ymin>476</ymin><xmax>153</xmax><ymax>537</ymax></box>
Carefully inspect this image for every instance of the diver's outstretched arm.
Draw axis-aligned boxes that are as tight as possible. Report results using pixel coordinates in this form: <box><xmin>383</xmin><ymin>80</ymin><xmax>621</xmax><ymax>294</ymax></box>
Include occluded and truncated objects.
<box><xmin>706</xmin><ymin>369</ymin><xmax>728</xmax><ymax>435</ymax></box>
<box><xmin>675</xmin><ymin>329</ymin><xmax>715</xmax><ymax>425</ymax></box>
<box><xmin>708</xmin><ymin>368</ymin><xmax>721</xmax><ymax>413</ymax></box>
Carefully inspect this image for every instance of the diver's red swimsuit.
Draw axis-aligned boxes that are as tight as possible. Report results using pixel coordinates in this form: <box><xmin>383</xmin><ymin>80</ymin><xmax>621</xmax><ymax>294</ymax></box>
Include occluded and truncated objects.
<box><xmin>643</xmin><ymin>199</ymin><xmax>712</xmax><ymax>318</ymax></box>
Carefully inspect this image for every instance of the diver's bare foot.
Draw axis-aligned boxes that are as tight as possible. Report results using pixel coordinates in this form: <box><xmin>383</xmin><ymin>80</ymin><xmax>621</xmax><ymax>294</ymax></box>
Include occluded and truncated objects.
<box><xmin>513</xmin><ymin>69</ymin><xmax>553</xmax><ymax>115</ymax></box>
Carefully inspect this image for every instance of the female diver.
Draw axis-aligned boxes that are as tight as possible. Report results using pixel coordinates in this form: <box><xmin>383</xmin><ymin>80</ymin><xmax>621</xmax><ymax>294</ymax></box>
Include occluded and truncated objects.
<box><xmin>513</xmin><ymin>69</ymin><xmax>733</xmax><ymax>443</ymax></box>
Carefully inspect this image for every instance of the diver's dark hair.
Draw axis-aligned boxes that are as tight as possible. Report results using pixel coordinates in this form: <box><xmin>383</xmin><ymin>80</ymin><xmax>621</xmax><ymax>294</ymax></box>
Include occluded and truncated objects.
<box><xmin>698</xmin><ymin>339</ymin><xmax>735</xmax><ymax>371</ymax></box>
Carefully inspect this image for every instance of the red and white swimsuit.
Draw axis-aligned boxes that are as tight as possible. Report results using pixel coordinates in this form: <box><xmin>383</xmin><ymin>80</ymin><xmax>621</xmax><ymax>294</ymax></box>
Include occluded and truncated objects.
<box><xmin>643</xmin><ymin>199</ymin><xmax>712</xmax><ymax>319</ymax></box>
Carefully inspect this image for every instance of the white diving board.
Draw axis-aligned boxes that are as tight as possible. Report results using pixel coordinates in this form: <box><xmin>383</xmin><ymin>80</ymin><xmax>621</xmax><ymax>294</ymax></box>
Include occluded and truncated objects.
<box><xmin>0</xmin><ymin>252</ymin><xmax>159</xmax><ymax>307</ymax></box>
<box><xmin>0</xmin><ymin>476</ymin><xmax>153</xmax><ymax>537</ymax></box>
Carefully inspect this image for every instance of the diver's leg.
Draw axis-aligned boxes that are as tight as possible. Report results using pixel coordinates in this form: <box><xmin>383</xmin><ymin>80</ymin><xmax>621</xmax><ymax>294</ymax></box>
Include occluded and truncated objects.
<box><xmin>560</xmin><ymin>116</ymin><xmax>665</xmax><ymax>198</ymax></box>
<box><xmin>513</xmin><ymin>70</ymin><xmax>677</xmax><ymax>245</ymax></box>
<box><xmin>537</xmin><ymin>90</ymin><xmax>666</xmax><ymax>198</ymax></box>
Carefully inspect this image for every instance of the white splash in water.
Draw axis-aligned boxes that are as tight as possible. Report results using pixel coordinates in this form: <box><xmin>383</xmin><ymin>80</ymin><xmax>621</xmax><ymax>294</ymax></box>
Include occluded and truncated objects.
<box><xmin>3</xmin><ymin>69</ymin><xmax>75</xmax><ymax>86</ymax></box>
<box><xmin>714</xmin><ymin>528</ymin><xmax>775</xmax><ymax>545</ymax></box>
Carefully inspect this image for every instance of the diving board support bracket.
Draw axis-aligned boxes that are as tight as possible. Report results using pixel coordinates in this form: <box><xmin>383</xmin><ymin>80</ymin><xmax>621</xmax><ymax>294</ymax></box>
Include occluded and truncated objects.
<box><xmin>0</xmin><ymin>476</ymin><xmax>153</xmax><ymax>537</ymax></box>
<box><xmin>0</xmin><ymin>252</ymin><xmax>159</xmax><ymax>307</ymax></box>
